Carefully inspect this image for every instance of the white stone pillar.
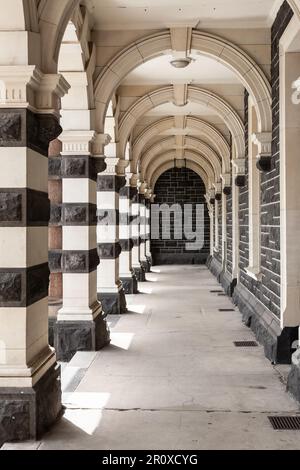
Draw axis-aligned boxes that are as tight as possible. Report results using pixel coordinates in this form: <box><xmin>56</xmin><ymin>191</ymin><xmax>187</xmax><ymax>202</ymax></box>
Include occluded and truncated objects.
<box><xmin>97</xmin><ymin>157</ymin><xmax>127</xmax><ymax>314</ymax></box>
<box><xmin>0</xmin><ymin>66</ymin><xmax>69</xmax><ymax>441</ymax></box>
<box><xmin>139</xmin><ymin>183</ymin><xmax>150</xmax><ymax>273</ymax></box>
<box><xmin>145</xmin><ymin>191</ymin><xmax>152</xmax><ymax>266</ymax></box>
<box><xmin>119</xmin><ymin>169</ymin><xmax>138</xmax><ymax>294</ymax></box>
<box><xmin>131</xmin><ymin>175</ymin><xmax>145</xmax><ymax>282</ymax></box>
<box><xmin>55</xmin><ymin>131</ymin><xmax>110</xmax><ymax>361</ymax></box>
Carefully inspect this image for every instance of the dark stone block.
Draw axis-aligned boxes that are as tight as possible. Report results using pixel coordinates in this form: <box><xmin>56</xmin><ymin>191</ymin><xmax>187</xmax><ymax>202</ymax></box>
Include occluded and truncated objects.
<box><xmin>121</xmin><ymin>275</ymin><xmax>138</xmax><ymax>294</ymax></box>
<box><xmin>0</xmin><ymin>272</ymin><xmax>22</xmax><ymax>303</ymax></box>
<box><xmin>27</xmin><ymin>111</ymin><xmax>62</xmax><ymax>156</ymax></box>
<box><xmin>50</xmin><ymin>204</ymin><xmax>62</xmax><ymax>225</ymax></box>
<box><xmin>0</xmin><ymin>192</ymin><xmax>22</xmax><ymax>223</ymax></box>
<box><xmin>120</xmin><ymin>239</ymin><xmax>134</xmax><ymax>252</ymax></box>
<box><xmin>0</xmin><ymin>113</ymin><xmax>21</xmax><ymax>143</ymax></box>
<box><xmin>62</xmin><ymin>249</ymin><xmax>99</xmax><ymax>273</ymax></box>
<box><xmin>54</xmin><ymin>313</ymin><xmax>110</xmax><ymax>362</ymax></box>
<box><xmin>98</xmin><ymin>289</ymin><xmax>127</xmax><ymax>315</ymax></box>
<box><xmin>63</xmin><ymin>203</ymin><xmax>97</xmax><ymax>226</ymax></box>
<box><xmin>63</xmin><ymin>157</ymin><xmax>88</xmax><ymax>178</ymax></box>
<box><xmin>0</xmin><ymin>109</ymin><xmax>61</xmax><ymax>155</ymax></box>
<box><xmin>233</xmin><ymin>283</ymin><xmax>298</xmax><ymax>364</ymax></box>
<box><xmin>152</xmin><ymin>253</ymin><xmax>208</xmax><ymax>265</ymax></box>
<box><xmin>27</xmin><ymin>263</ymin><xmax>50</xmax><ymax>306</ymax></box>
<box><xmin>133</xmin><ymin>267</ymin><xmax>146</xmax><ymax>282</ymax></box>
<box><xmin>27</xmin><ymin>189</ymin><xmax>50</xmax><ymax>226</ymax></box>
<box><xmin>48</xmin><ymin>157</ymin><xmax>62</xmax><ymax>179</ymax></box>
<box><xmin>223</xmin><ymin>186</ymin><xmax>231</xmax><ymax>196</ymax></box>
<box><xmin>98</xmin><ymin>242</ymin><xmax>122</xmax><ymax>259</ymax></box>
<box><xmin>97</xmin><ymin>209</ymin><xmax>119</xmax><ymax>226</ymax></box>
<box><xmin>256</xmin><ymin>156</ymin><xmax>273</xmax><ymax>172</ymax></box>
<box><xmin>49</xmin><ymin>250</ymin><xmax>62</xmax><ymax>273</ymax></box>
<box><xmin>0</xmin><ymin>263</ymin><xmax>49</xmax><ymax>308</ymax></box>
<box><xmin>0</xmin><ymin>364</ymin><xmax>62</xmax><ymax>447</ymax></box>
<box><xmin>235</xmin><ymin>175</ymin><xmax>246</xmax><ymax>187</ymax></box>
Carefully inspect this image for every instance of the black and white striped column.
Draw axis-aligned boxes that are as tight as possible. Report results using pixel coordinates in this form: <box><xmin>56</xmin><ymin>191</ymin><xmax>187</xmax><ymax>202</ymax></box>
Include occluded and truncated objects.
<box><xmin>55</xmin><ymin>131</ymin><xmax>110</xmax><ymax>362</ymax></box>
<box><xmin>130</xmin><ymin>176</ymin><xmax>145</xmax><ymax>282</ymax></box>
<box><xmin>0</xmin><ymin>68</ymin><xmax>69</xmax><ymax>441</ymax></box>
<box><xmin>139</xmin><ymin>184</ymin><xmax>150</xmax><ymax>273</ymax></box>
<box><xmin>97</xmin><ymin>157</ymin><xmax>127</xmax><ymax>314</ymax></box>
<box><xmin>119</xmin><ymin>170</ymin><xmax>138</xmax><ymax>294</ymax></box>
<box><xmin>144</xmin><ymin>191</ymin><xmax>153</xmax><ymax>268</ymax></box>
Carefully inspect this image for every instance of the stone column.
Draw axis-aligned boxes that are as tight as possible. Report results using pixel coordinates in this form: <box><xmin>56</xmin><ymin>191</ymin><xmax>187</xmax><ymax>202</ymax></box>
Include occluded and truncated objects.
<box><xmin>0</xmin><ymin>66</ymin><xmax>69</xmax><ymax>442</ymax></box>
<box><xmin>119</xmin><ymin>170</ymin><xmax>138</xmax><ymax>294</ymax></box>
<box><xmin>139</xmin><ymin>184</ymin><xmax>150</xmax><ymax>273</ymax></box>
<box><xmin>48</xmin><ymin>139</ymin><xmax>63</xmax><ymax>347</ymax></box>
<box><xmin>55</xmin><ymin>131</ymin><xmax>110</xmax><ymax>362</ymax></box>
<box><xmin>131</xmin><ymin>176</ymin><xmax>145</xmax><ymax>282</ymax></box>
<box><xmin>144</xmin><ymin>192</ymin><xmax>152</xmax><ymax>267</ymax></box>
<box><xmin>97</xmin><ymin>157</ymin><xmax>127</xmax><ymax>314</ymax></box>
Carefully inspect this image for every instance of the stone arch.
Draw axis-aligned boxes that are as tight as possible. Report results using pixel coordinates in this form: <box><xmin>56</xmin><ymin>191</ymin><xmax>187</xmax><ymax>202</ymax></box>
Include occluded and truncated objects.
<box><xmin>132</xmin><ymin>116</ymin><xmax>231</xmax><ymax>174</ymax></box>
<box><xmin>146</xmin><ymin>149</ymin><xmax>216</xmax><ymax>190</ymax></box>
<box><xmin>140</xmin><ymin>136</ymin><xmax>222</xmax><ymax>183</ymax></box>
<box><xmin>94</xmin><ymin>29</ymin><xmax>271</xmax><ymax>134</ymax></box>
<box><xmin>150</xmin><ymin>160</ymin><xmax>210</xmax><ymax>192</ymax></box>
<box><xmin>288</xmin><ymin>0</ymin><xmax>300</xmax><ymax>19</ymax></box>
<box><xmin>119</xmin><ymin>85</ymin><xmax>244</xmax><ymax>161</ymax></box>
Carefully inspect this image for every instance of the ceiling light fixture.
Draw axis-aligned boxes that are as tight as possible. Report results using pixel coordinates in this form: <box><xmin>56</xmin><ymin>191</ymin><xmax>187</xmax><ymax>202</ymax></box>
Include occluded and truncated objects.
<box><xmin>170</xmin><ymin>57</ymin><xmax>192</xmax><ymax>69</ymax></box>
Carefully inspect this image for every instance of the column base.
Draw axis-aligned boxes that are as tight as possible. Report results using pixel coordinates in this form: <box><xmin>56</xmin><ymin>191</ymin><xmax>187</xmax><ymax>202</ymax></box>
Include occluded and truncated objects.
<box><xmin>54</xmin><ymin>314</ymin><xmax>110</xmax><ymax>362</ymax></box>
<box><xmin>120</xmin><ymin>275</ymin><xmax>138</xmax><ymax>294</ymax></box>
<box><xmin>219</xmin><ymin>271</ymin><xmax>237</xmax><ymax>297</ymax></box>
<box><xmin>287</xmin><ymin>350</ymin><xmax>300</xmax><ymax>402</ymax></box>
<box><xmin>233</xmin><ymin>283</ymin><xmax>298</xmax><ymax>364</ymax></box>
<box><xmin>141</xmin><ymin>259</ymin><xmax>151</xmax><ymax>273</ymax></box>
<box><xmin>146</xmin><ymin>255</ymin><xmax>153</xmax><ymax>267</ymax></box>
<box><xmin>133</xmin><ymin>266</ymin><xmax>146</xmax><ymax>282</ymax></box>
<box><xmin>0</xmin><ymin>364</ymin><xmax>62</xmax><ymax>447</ymax></box>
<box><xmin>98</xmin><ymin>288</ymin><xmax>127</xmax><ymax>315</ymax></box>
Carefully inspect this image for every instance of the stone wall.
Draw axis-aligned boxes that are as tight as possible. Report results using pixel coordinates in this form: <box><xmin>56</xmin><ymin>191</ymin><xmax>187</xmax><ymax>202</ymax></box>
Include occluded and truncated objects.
<box><xmin>151</xmin><ymin>167</ymin><xmax>210</xmax><ymax>264</ymax></box>
<box><xmin>238</xmin><ymin>1</ymin><xmax>293</xmax><ymax>318</ymax></box>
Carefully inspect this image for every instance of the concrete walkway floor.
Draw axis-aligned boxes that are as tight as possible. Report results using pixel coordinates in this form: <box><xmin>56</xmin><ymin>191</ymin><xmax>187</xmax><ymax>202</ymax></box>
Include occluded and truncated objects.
<box><xmin>3</xmin><ymin>265</ymin><xmax>300</xmax><ymax>450</ymax></box>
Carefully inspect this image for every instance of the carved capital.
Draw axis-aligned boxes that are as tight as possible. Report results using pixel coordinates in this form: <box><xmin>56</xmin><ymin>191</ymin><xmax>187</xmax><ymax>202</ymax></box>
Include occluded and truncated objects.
<box><xmin>0</xmin><ymin>66</ymin><xmax>70</xmax><ymax>117</ymax></box>
<box><xmin>60</xmin><ymin>130</ymin><xmax>96</xmax><ymax>155</ymax></box>
<box><xmin>104</xmin><ymin>156</ymin><xmax>119</xmax><ymax>175</ymax></box>
<box><xmin>252</xmin><ymin>132</ymin><xmax>272</xmax><ymax>172</ymax></box>
<box><xmin>92</xmin><ymin>133</ymin><xmax>111</xmax><ymax>156</ymax></box>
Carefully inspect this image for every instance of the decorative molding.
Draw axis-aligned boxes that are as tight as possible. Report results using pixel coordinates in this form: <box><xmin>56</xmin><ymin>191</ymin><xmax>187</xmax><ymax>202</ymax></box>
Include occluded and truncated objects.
<box><xmin>252</xmin><ymin>132</ymin><xmax>272</xmax><ymax>172</ymax></box>
<box><xmin>60</xmin><ymin>130</ymin><xmax>96</xmax><ymax>156</ymax></box>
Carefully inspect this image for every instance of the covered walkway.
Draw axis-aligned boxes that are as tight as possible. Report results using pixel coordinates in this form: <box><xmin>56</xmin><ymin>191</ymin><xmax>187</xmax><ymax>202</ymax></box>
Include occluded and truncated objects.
<box><xmin>5</xmin><ymin>266</ymin><xmax>300</xmax><ymax>451</ymax></box>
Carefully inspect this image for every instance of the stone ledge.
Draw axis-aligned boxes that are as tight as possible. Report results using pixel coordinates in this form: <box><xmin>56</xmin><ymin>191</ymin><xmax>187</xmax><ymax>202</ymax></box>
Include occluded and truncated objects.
<box><xmin>208</xmin><ymin>255</ymin><xmax>223</xmax><ymax>280</ymax></box>
<box><xmin>232</xmin><ymin>283</ymin><xmax>298</xmax><ymax>364</ymax></box>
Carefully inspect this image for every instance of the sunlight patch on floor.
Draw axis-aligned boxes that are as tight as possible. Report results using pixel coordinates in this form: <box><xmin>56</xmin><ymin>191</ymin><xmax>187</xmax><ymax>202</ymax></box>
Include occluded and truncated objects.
<box><xmin>111</xmin><ymin>332</ymin><xmax>135</xmax><ymax>350</ymax></box>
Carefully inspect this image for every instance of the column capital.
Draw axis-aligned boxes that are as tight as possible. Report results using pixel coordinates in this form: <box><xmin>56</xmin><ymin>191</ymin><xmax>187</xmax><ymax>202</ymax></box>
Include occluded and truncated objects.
<box><xmin>252</xmin><ymin>132</ymin><xmax>272</xmax><ymax>172</ymax></box>
<box><xmin>104</xmin><ymin>156</ymin><xmax>120</xmax><ymax>175</ymax></box>
<box><xmin>131</xmin><ymin>173</ymin><xmax>139</xmax><ymax>188</ymax></box>
<box><xmin>60</xmin><ymin>130</ymin><xmax>96</xmax><ymax>155</ymax></box>
<box><xmin>117</xmin><ymin>159</ymin><xmax>130</xmax><ymax>176</ymax></box>
<box><xmin>221</xmin><ymin>173</ymin><xmax>232</xmax><ymax>196</ymax></box>
<box><xmin>232</xmin><ymin>158</ymin><xmax>246</xmax><ymax>187</ymax></box>
<box><xmin>0</xmin><ymin>66</ymin><xmax>70</xmax><ymax>117</ymax></box>
<box><xmin>139</xmin><ymin>182</ymin><xmax>148</xmax><ymax>195</ymax></box>
<box><xmin>92</xmin><ymin>133</ymin><xmax>111</xmax><ymax>155</ymax></box>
